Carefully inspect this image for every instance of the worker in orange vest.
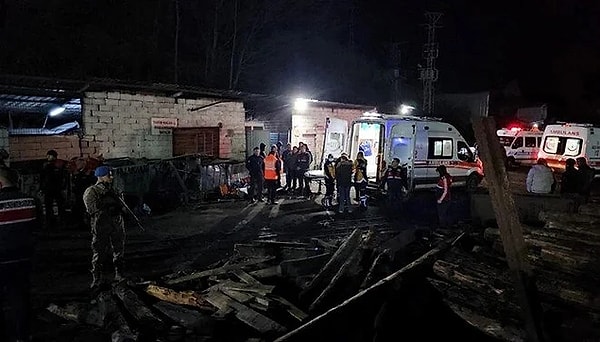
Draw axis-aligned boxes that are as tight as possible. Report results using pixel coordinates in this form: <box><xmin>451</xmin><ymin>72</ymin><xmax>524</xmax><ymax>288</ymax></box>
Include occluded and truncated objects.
<box><xmin>264</xmin><ymin>150</ymin><xmax>282</xmax><ymax>204</ymax></box>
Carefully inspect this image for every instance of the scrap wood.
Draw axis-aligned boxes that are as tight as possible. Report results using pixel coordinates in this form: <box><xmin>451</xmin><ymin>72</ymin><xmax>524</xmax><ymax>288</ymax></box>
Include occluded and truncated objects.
<box><xmin>46</xmin><ymin>302</ymin><xmax>104</xmax><ymax>327</ymax></box>
<box><xmin>166</xmin><ymin>257</ymin><xmax>275</xmax><ymax>285</ymax></box>
<box><xmin>145</xmin><ymin>284</ymin><xmax>214</xmax><ymax>311</ymax></box>
<box><xmin>269</xmin><ymin>295</ymin><xmax>308</xmax><ymax>322</ymax></box>
<box><xmin>274</xmin><ymin>235</ymin><xmax>460</xmax><ymax>342</ymax></box>
<box><xmin>114</xmin><ymin>284</ymin><xmax>165</xmax><ymax>330</ymax></box>
<box><xmin>310</xmin><ymin>238</ymin><xmax>338</xmax><ymax>252</ymax></box>
<box><xmin>280</xmin><ymin>253</ymin><xmax>332</xmax><ymax>277</ymax></box>
<box><xmin>153</xmin><ymin>301</ymin><xmax>214</xmax><ymax>333</ymax></box>
<box><xmin>250</xmin><ymin>265</ymin><xmax>282</xmax><ymax>278</ymax></box>
<box><xmin>205</xmin><ymin>290</ymin><xmax>287</xmax><ymax>334</ymax></box>
<box><xmin>98</xmin><ymin>292</ymin><xmax>138</xmax><ymax>341</ymax></box>
<box><xmin>221</xmin><ymin>288</ymin><xmax>254</xmax><ymax>303</ymax></box>
<box><xmin>232</xmin><ymin>269</ymin><xmax>261</xmax><ymax>285</ymax></box>
<box><xmin>234</xmin><ymin>244</ymin><xmax>323</xmax><ymax>260</ymax></box>
<box><xmin>300</xmin><ymin>229</ymin><xmax>362</xmax><ymax>302</ymax></box>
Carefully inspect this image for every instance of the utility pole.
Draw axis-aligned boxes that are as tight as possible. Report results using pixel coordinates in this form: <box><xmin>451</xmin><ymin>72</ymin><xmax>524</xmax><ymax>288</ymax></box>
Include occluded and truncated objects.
<box><xmin>419</xmin><ymin>12</ymin><xmax>442</xmax><ymax>115</ymax></box>
<box><xmin>391</xmin><ymin>42</ymin><xmax>407</xmax><ymax>108</ymax></box>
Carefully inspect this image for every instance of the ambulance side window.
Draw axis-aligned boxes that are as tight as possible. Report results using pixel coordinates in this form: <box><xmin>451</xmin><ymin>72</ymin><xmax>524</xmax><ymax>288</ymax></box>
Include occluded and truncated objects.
<box><xmin>512</xmin><ymin>137</ymin><xmax>523</xmax><ymax>149</ymax></box>
<box><xmin>537</xmin><ymin>137</ymin><xmax>541</xmax><ymax>147</ymax></box>
<box><xmin>428</xmin><ymin>138</ymin><xmax>453</xmax><ymax>159</ymax></box>
<box><xmin>525</xmin><ymin>137</ymin><xmax>537</xmax><ymax>148</ymax></box>
<box><xmin>457</xmin><ymin>141</ymin><xmax>474</xmax><ymax>162</ymax></box>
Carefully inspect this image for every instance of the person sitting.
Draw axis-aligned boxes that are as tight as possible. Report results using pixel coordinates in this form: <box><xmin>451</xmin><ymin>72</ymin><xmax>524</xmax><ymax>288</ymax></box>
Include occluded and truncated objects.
<box><xmin>526</xmin><ymin>158</ymin><xmax>555</xmax><ymax>194</ymax></box>
<box><xmin>560</xmin><ymin>158</ymin><xmax>579</xmax><ymax>195</ymax></box>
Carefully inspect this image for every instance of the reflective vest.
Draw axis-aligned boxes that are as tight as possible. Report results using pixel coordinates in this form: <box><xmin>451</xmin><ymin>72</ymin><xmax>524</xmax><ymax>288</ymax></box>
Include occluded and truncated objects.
<box><xmin>264</xmin><ymin>155</ymin><xmax>279</xmax><ymax>180</ymax></box>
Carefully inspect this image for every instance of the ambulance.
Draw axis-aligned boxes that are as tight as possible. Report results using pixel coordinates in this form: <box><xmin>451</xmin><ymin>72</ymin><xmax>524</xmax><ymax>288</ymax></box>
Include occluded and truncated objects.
<box><xmin>321</xmin><ymin>112</ymin><xmax>484</xmax><ymax>192</ymax></box>
<box><xmin>537</xmin><ymin>123</ymin><xmax>600</xmax><ymax>174</ymax></box>
<box><xmin>496</xmin><ymin>127</ymin><xmax>543</xmax><ymax>167</ymax></box>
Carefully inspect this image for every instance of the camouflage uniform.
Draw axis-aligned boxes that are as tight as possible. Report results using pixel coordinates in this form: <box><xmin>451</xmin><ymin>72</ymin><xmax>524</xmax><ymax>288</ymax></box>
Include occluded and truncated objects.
<box><xmin>83</xmin><ymin>181</ymin><xmax>125</xmax><ymax>287</ymax></box>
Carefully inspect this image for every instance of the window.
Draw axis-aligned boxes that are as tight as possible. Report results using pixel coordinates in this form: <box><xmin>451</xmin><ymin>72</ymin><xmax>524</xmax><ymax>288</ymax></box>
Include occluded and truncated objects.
<box><xmin>511</xmin><ymin>137</ymin><xmax>523</xmax><ymax>149</ymax></box>
<box><xmin>457</xmin><ymin>141</ymin><xmax>474</xmax><ymax>162</ymax></box>
<box><xmin>543</xmin><ymin>136</ymin><xmax>583</xmax><ymax>156</ymax></box>
<box><xmin>428</xmin><ymin>138</ymin><xmax>453</xmax><ymax>159</ymax></box>
<box><xmin>525</xmin><ymin>137</ymin><xmax>537</xmax><ymax>148</ymax></box>
<box><xmin>499</xmin><ymin>136</ymin><xmax>514</xmax><ymax>147</ymax></box>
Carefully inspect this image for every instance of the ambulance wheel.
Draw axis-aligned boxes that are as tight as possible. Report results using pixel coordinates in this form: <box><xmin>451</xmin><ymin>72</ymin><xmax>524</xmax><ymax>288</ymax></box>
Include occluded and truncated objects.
<box><xmin>466</xmin><ymin>173</ymin><xmax>481</xmax><ymax>192</ymax></box>
<box><xmin>507</xmin><ymin>157</ymin><xmax>518</xmax><ymax>169</ymax></box>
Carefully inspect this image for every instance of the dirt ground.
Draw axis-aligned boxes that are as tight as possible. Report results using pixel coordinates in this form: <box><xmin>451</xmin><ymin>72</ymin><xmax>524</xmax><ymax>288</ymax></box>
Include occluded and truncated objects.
<box><xmin>28</xmin><ymin>168</ymin><xmax>560</xmax><ymax>341</ymax></box>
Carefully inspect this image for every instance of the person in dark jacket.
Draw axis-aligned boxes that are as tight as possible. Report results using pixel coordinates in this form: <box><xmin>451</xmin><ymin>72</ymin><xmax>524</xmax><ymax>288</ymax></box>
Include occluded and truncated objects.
<box><xmin>381</xmin><ymin>158</ymin><xmax>407</xmax><ymax>216</ymax></box>
<box><xmin>435</xmin><ymin>165</ymin><xmax>452</xmax><ymax>228</ymax></box>
<box><xmin>259</xmin><ymin>143</ymin><xmax>267</xmax><ymax>158</ymax></box>
<box><xmin>40</xmin><ymin>149</ymin><xmax>67</xmax><ymax>226</ymax></box>
<box><xmin>0</xmin><ymin>167</ymin><xmax>38</xmax><ymax>342</ymax></box>
<box><xmin>560</xmin><ymin>158</ymin><xmax>579</xmax><ymax>195</ymax></box>
<box><xmin>246</xmin><ymin>147</ymin><xmax>265</xmax><ymax>202</ymax></box>
<box><xmin>577</xmin><ymin>157</ymin><xmax>595</xmax><ymax>203</ymax></box>
<box><xmin>353</xmin><ymin>151</ymin><xmax>368</xmax><ymax>208</ymax></box>
<box><xmin>335</xmin><ymin>153</ymin><xmax>353</xmax><ymax>213</ymax></box>
<box><xmin>287</xmin><ymin>146</ymin><xmax>299</xmax><ymax>192</ymax></box>
<box><xmin>323</xmin><ymin>154</ymin><xmax>336</xmax><ymax>207</ymax></box>
<box><xmin>282</xmin><ymin>143</ymin><xmax>293</xmax><ymax>190</ymax></box>
<box><xmin>295</xmin><ymin>145</ymin><xmax>311</xmax><ymax>196</ymax></box>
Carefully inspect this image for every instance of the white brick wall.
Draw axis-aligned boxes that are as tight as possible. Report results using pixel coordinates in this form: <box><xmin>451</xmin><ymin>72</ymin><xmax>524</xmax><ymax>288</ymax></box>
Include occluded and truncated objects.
<box><xmin>82</xmin><ymin>92</ymin><xmax>246</xmax><ymax>160</ymax></box>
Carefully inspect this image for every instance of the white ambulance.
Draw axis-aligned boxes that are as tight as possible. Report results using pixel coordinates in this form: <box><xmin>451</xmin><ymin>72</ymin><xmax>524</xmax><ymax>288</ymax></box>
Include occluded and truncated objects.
<box><xmin>496</xmin><ymin>128</ymin><xmax>543</xmax><ymax>167</ymax></box>
<box><xmin>321</xmin><ymin>112</ymin><xmax>484</xmax><ymax>192</ymax></box>
<box><xmin>538</xmin><ymin>123</ymin><xmax>600</xmax><ymax>174</ymax></box>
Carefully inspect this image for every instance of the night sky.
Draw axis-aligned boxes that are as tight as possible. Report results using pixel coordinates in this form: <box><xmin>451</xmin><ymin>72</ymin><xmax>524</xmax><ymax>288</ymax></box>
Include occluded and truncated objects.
<box><xmin>1</xmin><ymin>0</ymin><xmax>600</xmax><ymax>120</ymax></box>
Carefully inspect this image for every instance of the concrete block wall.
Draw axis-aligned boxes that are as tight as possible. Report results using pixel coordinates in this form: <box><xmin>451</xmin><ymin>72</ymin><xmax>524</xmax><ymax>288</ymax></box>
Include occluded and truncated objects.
<box><xmin>0</xmin><ymin>128</ymin><xmax>8</xmax><ymax>164</ymax></box>
<box><xmin>83</xmin><ymin>92</ymin><xmax>246</xmax><ymax>160</ymax></box>
<box><xmin>291</xmin><ymin>106</ymin><xmax>366</xmax><ymax>168</ymax></box>
<box><xmin>9</xmin><ymin>135</ymin><xmax>100</xmax><ymax>162</ymax></box>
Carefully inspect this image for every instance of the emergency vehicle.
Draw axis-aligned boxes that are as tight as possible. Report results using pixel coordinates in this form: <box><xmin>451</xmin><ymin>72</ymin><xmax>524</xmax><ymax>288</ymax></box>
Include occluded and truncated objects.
<box><xmin>320</xmin><ymin>112</ymin><xmax>483</xmax><ymax>192</ymax></box>
<box><xmin>496</xmin><ymin>127</ymin><xmax>543</xmax><ymax>167</ymax></box>
<box><xmin>538</xmin><ymin>123</ymin><xmax>600</xmax><ymax>174</ymax></box>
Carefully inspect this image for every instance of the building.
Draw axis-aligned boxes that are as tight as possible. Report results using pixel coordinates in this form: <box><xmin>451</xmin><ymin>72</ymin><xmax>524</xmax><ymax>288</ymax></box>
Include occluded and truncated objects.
<box><xmin>0</xmin><ymin>76</ymin><xmax>247</xmax><ymax>164</ymax></box>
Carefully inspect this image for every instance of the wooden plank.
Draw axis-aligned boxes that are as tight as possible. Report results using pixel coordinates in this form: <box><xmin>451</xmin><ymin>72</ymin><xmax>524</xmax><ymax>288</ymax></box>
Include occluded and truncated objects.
<box><xmin>232</xmin><ymin>269</ymin><xmax>261</xmax><ymax>285</ymax></box>
<box><xmin>153</xmin><ymin>301</ymin><xmax>213</xmax><ymax>331</ymax></box>
<box><xmin>146</xmin><ymin>284</ymin><xmax>214</xmax><ymax>311</ymax></box>
<box><xmin>280</xmin><ymin>253</ymin><xmax>331</xmax><ymax>277</ymax></box>
<box><xmin>221</xmin><ymin>288</ymin><xmax>254</xmax><ymax>303</ymax></box>
<box><xmin>269</xmin><ymin>295</ymin><xmax>308</xmax><ymax>322</ymax></box>
<box><xmin>300</xmin><ymin>229</ymin><xmax>363</xmax><ymax>302</ymax></box>
<box><xmin>205</xmin><ymin>291</ymin><xmax>287</xmax><ymax>334</ymax></box>
<box><xmin>114</xmin><ymin>284</ymin><xmax>165</xmax><ymax>330</ymax></box>
<box><xmin>166</xmin><ymin>257</ymin><xmax>275</xmax><ymax>285</ymax></box>
<box><xmin>250</xmin><ymin>265</ymin><xmax>282</xmax><ymax>279</ymax></box>
<box><xmin>473</xmin><ymin>117</ymin><xmax>545</xmax><ymax>342</ymax></box>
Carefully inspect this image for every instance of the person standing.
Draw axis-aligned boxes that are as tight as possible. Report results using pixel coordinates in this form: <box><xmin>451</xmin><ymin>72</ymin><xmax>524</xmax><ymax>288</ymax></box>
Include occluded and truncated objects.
<box><xmin>560</xmin><ymin>158</ymin><xmax>579</xmax><ymax>195</ymax></box>
<box><xmin>526</xmin><ymin>158</ymin><xmax>555</xmax><ymax>194</ymax></box>
<box><xmin>295</xmin><ymin>145</ymin><xmax>311</xmax><ymax>196</ymax></box>
<box><xmin>39</xmin><ymin>149</ymin><xmax>67</xmax><ymax>226</ymax></box>
<box><xmin>577</xmin><ymin>157</ymin><xmax>595</xmax><ymax>203</ymax></box>
<box><xmin>270</xmin><ymin>145</ymin><xmax>282</xmax><ymax>188</ymax></box>
<box><xmin>264</xmin><ymin>151</ymin><xmax>282</xmax><ymax>204</ymax></box>
<box><xmin>353</xmin><ymin>151</ymin><xmax>368</xmax><ymax>209</ymax></box>
<box><xmin>282</xmin><ymin>143</ymin><xmax>293</xmax><ymax>190</ymax></box>
<box><xmin>246</xmin><ymin>147</ymin><xmax>265</xmax><ymax>203</ymax></box>
<box><xmin>323</xmin><ymin>153</ymin><xmax>336</xmax><ymax>207</ymax></box>
<box><xmin>83</xmin><ymin>166</ymin><xmax>125</xmax><ymax>291</ymax></box>
<box><xmin>335</xmin><ymin>153</ymin><xmax>353</xmax><ymax>213</ymax></box>
<box><xmin>435</xmin><ymin>165</ymin><xmax>452</xmax><ymax>228</ymax></box>
<box><xmin>0</xmin><ymin>167</ymin><xmax>38</xmax><ymax>342</ymax></box>
<box><xmin>381</xmin><ymin>158</ymin><xmax>406</xmax><ymax>216</ymax></box>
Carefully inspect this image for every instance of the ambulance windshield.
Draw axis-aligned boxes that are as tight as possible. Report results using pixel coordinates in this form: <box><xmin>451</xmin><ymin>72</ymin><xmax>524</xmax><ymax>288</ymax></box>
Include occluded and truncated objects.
<box><xmin>499</xmin><ymin>136</ymin><xmax>515</xmax><ymax>147</ymax></box>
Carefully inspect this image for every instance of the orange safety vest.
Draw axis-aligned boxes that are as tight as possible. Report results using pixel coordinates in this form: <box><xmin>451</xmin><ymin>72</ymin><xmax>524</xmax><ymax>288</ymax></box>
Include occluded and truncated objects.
<box><xmin>264</xmin><ymin>155</ymin><xmax>279</xmax><ymax>180</ymax></box>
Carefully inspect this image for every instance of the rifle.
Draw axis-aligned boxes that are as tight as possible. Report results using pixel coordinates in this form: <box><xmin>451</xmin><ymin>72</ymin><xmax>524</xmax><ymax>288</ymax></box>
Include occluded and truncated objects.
<box><xmin>116</xmin><ymin>195</ymin><xmax>146</xmax><ymax>232</ymax></box>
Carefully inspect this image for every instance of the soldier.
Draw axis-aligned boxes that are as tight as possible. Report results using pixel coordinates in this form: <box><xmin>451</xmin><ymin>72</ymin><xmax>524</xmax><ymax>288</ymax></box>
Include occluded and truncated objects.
<box><xmin>353</xmin><ymin>151</ymin><xmax>368</xmax><ymax>209</ymax></box>
<box><xmin>323</xmin><ymin>153</ymin><xmax>336</xmax><ymax>207</ymax></box>
<box><xmin>83</xmin><ymin>166</ymin><xmax>125</xmax><ymax>291</ymax></box>
<box><xmin>0</xmin><ymin>167</ymin><xmax>38</xmax><ymax>342</ymax></box>
<box><xmin>39</xmin><ymin>150</ymin><xmax>67</xmax><ymax>226</ymax></box>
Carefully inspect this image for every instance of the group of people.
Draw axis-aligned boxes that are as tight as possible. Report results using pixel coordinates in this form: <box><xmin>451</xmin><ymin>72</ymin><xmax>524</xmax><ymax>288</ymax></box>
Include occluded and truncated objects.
<box><xmin>526</xmin><ymin>157</ymin><xmax>595</xmax><ymax>202</ymax></box>
<box><xmin>245</xmin><ymin>142</ymin><xmax>315</xmax><ymax>204</ymax></box>
<box><xmin>323</xmin><ymin>151</ymin><xmax>370</xmax><ymax>213</ymax></box>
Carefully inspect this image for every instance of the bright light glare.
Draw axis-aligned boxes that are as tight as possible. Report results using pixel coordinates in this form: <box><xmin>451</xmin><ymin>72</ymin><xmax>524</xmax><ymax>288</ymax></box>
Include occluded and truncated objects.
<box><xmin>294</xmin><ymin>98</ymin><xmax>309</xmax><ymax>112</ymax></box>
<box><xmin>509</xmin><ymin>127</ymin><xmax>522</xmax><ymax>132</ymax></box>
<box><xmin>49</xmin><ymin>107</ymin><xmax>66</xmax><ymax>117</ymax></box>
<box><xmin>400</xmin><ymin>104</ymin><xmax>415</xmax><ymax>115</ymax></box>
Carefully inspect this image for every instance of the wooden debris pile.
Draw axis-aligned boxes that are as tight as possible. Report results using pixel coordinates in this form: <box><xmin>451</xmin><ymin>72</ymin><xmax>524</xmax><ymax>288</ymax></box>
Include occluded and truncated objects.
<box><xmin>429</xmin><ymin>202</ymin><xmax>600</xmax><ymax>342</ymax></box>
<box><xmin>44</xmin><ymin>226</ymin><xmax>434</xmax><ymax>341</ymax></box>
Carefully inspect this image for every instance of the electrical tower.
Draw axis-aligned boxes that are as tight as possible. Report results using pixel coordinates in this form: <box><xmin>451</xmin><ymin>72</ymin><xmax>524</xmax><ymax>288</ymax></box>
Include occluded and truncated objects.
<box><xmin>419</xmin><ymin>12</ymin><xmax>443</xmax><ymax>115</ymax></box>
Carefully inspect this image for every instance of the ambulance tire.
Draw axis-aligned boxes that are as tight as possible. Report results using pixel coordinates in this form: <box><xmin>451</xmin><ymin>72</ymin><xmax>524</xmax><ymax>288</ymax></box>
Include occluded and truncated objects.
<box><xmin>507</xmin><ymin>157</ymin><xmax>518</xmax><ymax>169</ymax></box>
<box><xmin>466</xmin><ymin>173</ymin><xmax>481</xmax><ymax>192</ymax></box>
